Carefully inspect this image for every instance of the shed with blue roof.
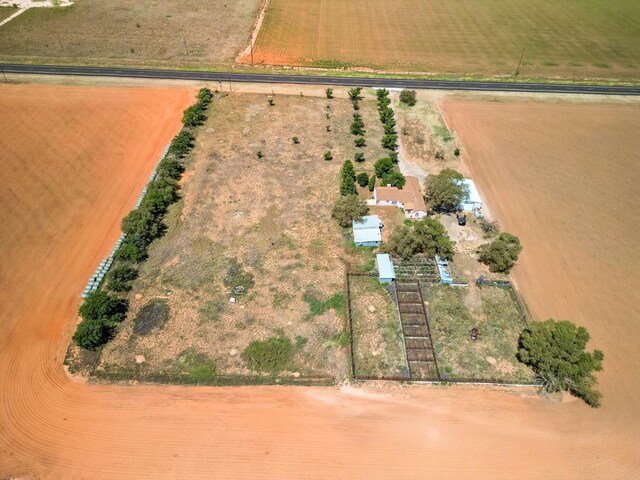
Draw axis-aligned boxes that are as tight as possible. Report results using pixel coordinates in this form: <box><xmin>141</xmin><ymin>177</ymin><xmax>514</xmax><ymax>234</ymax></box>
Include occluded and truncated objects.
<box><xmin>376</xmin><ymin>253</ymin><xmax>396</xmax><ymax>284</ymax></box>
<box><xmin>353</xmin><ymin>215</ymin><xmax>383</xmax><ymax>247</ymax></box>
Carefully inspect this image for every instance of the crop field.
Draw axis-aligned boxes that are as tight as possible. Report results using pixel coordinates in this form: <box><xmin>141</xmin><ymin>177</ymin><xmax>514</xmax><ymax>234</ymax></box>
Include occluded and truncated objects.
<box><xmin>0</xmin><ymin>0</ymin><xmax>261</xmax><ymax>67</ymax></box>
<box><xmin>349</xmin><ymin>275</ymin><xmax>407</xmax><ymax>378</ymax></box>
<box><xmin>250</xmin><ymin>0</ymin><xmax>640</xmax><ymax>80</ymax></box>
<box><xmin>94</xmin><ymin>92</ymin><xmax>389</xmax><ymax>383</ymax></box>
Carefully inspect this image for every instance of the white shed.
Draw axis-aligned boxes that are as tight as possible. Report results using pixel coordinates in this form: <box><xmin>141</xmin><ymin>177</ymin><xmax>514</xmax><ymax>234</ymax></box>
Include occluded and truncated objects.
<box><xmin>459</xmin><ymin>179</ymin><xmax>483</xmax><ymax>211</ymax></box>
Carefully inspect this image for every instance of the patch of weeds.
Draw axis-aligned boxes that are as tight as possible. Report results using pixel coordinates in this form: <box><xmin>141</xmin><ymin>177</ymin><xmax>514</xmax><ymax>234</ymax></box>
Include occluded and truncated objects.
<box><xmin>199</xmin><ymin>297</ymin><xmax>227</xmax><ymax>323</ymax></box>
<box><xmin>176</xmin><ymin>348</ymin><xmax>217</xmax><ymax>382</ymax></box>
<box><xmin>295</xmin><ymin>336</ymin><xmax>308</xmax><ymax>348</ymax></box>
<box><xmin>272</xmin><ymin>291</ymin><xmax>292</xmax><ymax>309</ymax></box>
<box><xmin>303</xmin><ymin>291</ymin><xmax>345</xmax><ymax>316</ymax></box>
<box><xmin>309</xmin><ymin>239</ymin><xmax>324</xmax><ymax>255</ymax></box>
<box><xmin>134</xmin><ymin>299</ymin><xmax>169</xmax><ymax>335</ymax></box>
<box><xmin>223</xmin><ymin>258</ymin><xmax>255</xmax><ymax>293</ymax></box>
<box><xmin>432</xmin><ymin>124</ymin><xmax>453</xmax><ymax>142</ymax></box>
<box><xmin>324</xmin><ymin>331</ymin><xmax>351</xmax><ymax>348</ymax></box>
<box><xmin>242</xmin><ymin>336</ymin><xmax>294</xmax><ymax>373</ymax></box>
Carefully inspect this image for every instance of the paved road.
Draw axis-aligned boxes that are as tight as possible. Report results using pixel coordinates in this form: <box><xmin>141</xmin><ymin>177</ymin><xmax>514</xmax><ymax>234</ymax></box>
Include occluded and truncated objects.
<box><xmin>1</xmin><ymin>63</ymin><xmax>639</xmax><ymax>95</ymax></box>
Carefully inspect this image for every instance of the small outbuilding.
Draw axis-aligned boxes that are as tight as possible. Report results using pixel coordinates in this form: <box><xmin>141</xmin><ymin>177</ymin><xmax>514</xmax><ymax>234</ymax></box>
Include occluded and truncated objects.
<box><xmin>376</xmin><ymin>253</ymin><xmax>396</xmax><ymax>284</ymax></box>
<box><xmin>459</xmin><ymin>179</ymin><xmax>483</xmax><ymax>212</ymax></box>
<box><xmin>353</xmin><ymin>215</ymin><xmax>383</xmax><ymax>247</ymax></box>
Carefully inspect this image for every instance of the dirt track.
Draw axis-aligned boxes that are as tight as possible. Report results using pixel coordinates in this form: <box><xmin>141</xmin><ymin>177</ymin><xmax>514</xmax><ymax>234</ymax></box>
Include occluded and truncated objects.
<box><xmin>1</xmin><ymin>86</ymin><xmax>639</xmax><ymax>478</ymax></box>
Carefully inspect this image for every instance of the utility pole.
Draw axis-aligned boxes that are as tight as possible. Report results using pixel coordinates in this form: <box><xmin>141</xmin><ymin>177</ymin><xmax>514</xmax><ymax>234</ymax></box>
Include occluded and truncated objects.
<box><xmin>250</xmin><ymin>35</ymin><xmax>254</xmax><ymax>65</ymax></box>
<box><xmin>56</xmin><ymin>32</ymin><xmax>63</xmax><ymax>52</ymax></box>
<box><xmin>514</xmin><ymin>40</ymin><xmax>527</xmax><ymax>77</ymax></box>
<box><xmin>1</xmin><ymin>68</ymin><xmax>7</xmax><ymax>83</ymax></box>
<box><xmin>183</xmin><ymin>37</ymin><xmax>190</xmax><ymax>55</ymax></box>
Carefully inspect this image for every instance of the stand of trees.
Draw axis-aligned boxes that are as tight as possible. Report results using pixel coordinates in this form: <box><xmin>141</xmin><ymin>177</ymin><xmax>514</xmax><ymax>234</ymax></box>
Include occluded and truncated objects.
<box><xmin>382</xmin><ymin>218</ymin><xmax>454</xmax><ymax>260</ymax></box>
<box><xmin>477</xmin><ymin>232</ymin><xmax>522</xmax><ymax>273</ymax></box>
<box><xmin>332</xmin><ymin>195</ymin><xmax>368</xmax><ymax>228</ymax></box>
<box><xmin>423</xmin><ymin>168</ymin><xmax>468</xmax><ymax>212</ymax></box>
<box><xmin>518</xmin><ymin>319</ymin><xmax>604</xmax><ymax>407</ymax></box>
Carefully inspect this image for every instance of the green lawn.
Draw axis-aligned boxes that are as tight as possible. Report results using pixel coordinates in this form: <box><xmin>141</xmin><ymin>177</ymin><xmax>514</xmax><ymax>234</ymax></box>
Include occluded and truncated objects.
<box><xmin>0</xmin><ymin>6</ymin><xmax>18</xmax><ymax>22</ymax></box>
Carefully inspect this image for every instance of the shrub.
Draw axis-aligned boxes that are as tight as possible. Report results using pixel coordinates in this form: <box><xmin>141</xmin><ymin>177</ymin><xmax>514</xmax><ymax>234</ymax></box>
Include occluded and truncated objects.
<box><xmin>292</xmin><ymin>136</ymin><xmax>300</xmax><ymax>144</ymax></box>
<box><xmin>374</xmin><ymin>157</ymin><xmax>394</xmax><ymax>178</ymax></box>
<box><xmin>106</xmin><ymin>263</ymin><xmax>138</xmax><ymax>292</ymax></box>
<box><xmin>454</xmin><ymin>147</ymin><xmax>461</xmax><ymax>156</ymax></box>
<box><xmin>332</xmin><ymin>195</ymin><xmax>368</xmax><ymax>227</ymax></box>
<box><xmin>382</xmin><ymin>218</ymin><xmax>454</xmax><ymax>260</ymax></box>
<box><xmin>376</xmin><ymin>88</ymin><xmax>390</xmax><ymax>100</ymax></box>
<box><xmin>325</xmin><ymin>88</ymin><xmax>334</xmax><ymax>99</ymax></box>
<box><xmin>257</xmin><ymin>150</ymin><xmax>264</xmax><ymax>159</ymax></box>
<box><xmin>268</xmin><ymin>98</ymin><xmax>275</xmax><ymax>106</ymax></box>
<box><xmin>340</xmin><ymin>160</ymin><xmax>356</xmax><ymax>183</ymax></box>
<box><xmin>324</xmin><ymin>150</ymin><xmax>333</xmax><ymax>161</ymax></box>
<box><xmin>518</xmin><ymin>319</ymin><xmax>604</xmax><ymax>407</ymax></box>
<box><xmin>379</xmin><ymin>107</ymin><xmax>394</xmax><ymax>124</ymax></box>
<box><xmin>399</xmin><ymin>89</ymin><xmax>417</xmax><ymax>106</ymax></box>
<box><xmin>423</xmin><ymin>168</ymin><xmax>467</xmax><ymax>213</ymax></box>
<box><xmin>368</xmin><ymin>174</ymin><xmax>376</xmax><ymax>192</ymax></box>
<box><xmin>382</xmin><ymin>171</ymin><xmax>406</xmax><ymax>188</ymax></box>
<box><xmin>169</xmin><ymin>130</ymin><xmax>195</xmax><ymax>158</ymax></box>
<box><xmin>340</xmin><ymin>176</ymin><xmax>357</xmax><ymax>196</ymax></box>
<box><xmin>477</xmin><ymin>232</ymin><xmax>522</xmax><ymax>273</ymax></box>
<box><xmin>382</xmin><ymin>133</ymin><xmax>398</xmax><ymax>151</ymax></box>
<box><xmin>389</xmin><ymin>151</ymin><xmax>398</xmax><ymax>163</ymax></box>
<box><xmin>348</xmin><ymin>87</ymin><xmax>362</xmax><ymax>101</ymax></box>
<box><xmin>134</xmin><ymin>299</ymin><xmax>169</xmax><ymax>335</ymax></box>
<box><xmin>243</xmin><ymin>336</ymin><xmax>294</xmax><ymax>373</ymax></box>
<box><xmin>354</xmin><ymin>152</ymin><xmax>365</xmax><ymax>163</ymax></box>
<box><xmin>196</xmin><ymin>87</ymin><xmax>213</xmax><ymax>105</ymax></box>
<box><xmin>357</xmin><ymin>172</ymin><xmax>369</xmax><ymax>187</ymax></box>
<box><xmin>182</xmin><ymin>103</ymin><xmax>207</xmax><ymax>127</ymax></box>
<box><xmin>73</xmin><ymin>318</ymin><xmax>112</xmax><ymax>351</ymax></box>
<box><xmin>326</xmin><ymin>125</ymin><xmax>332</xmax><ymax>132</ymax></box>
<box><xmin>354</xmin><ymin>137</ymin><xmax>366</xmax><ymax>148</ymax></box>
<box><xmin>79</xmin><ymin>291</ymin><xmax>128</xmax><ymax>324</ymax></box>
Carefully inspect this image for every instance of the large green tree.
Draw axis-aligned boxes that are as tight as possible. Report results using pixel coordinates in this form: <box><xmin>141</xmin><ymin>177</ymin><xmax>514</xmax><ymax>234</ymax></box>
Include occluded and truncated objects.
<box><xmin>383</xmin><ymin>218</ymin><xmax>454</xmax><ymax>260</ymax></box>
<box><xmin>423</xmin><ymin>168</ymin><xmax>468</xmax><ymax>213</ymax></box>
<box><xmin>332</xmin><ymin>195</ymin><xmax>368</xmax><ymax>228</ymax></box>
<box><xmin>477</xmin><ymin>232</ymin><xmax>522</xmax><ymax>273</ymax></box>
<box><xmin>518</xmin><ymin>319</ymin><xmax>604</xmax><ymax>407</ymax></box>
<box><xmin>374</xmin><ymin>157</ymin><xmax>394</xmax><ymax>178</ymax></box>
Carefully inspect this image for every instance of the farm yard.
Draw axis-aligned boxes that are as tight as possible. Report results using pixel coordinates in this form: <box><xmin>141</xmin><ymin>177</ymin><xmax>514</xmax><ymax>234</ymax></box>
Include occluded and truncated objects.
<box><xmin>249</xmin><ymin>0</ymin><xmax>640</xmax><ymax>80</ymax></box>
<box><xmin>0</xmin><ymin>0</ymin><xmax>261</xmax><ymax>67</ymax></box>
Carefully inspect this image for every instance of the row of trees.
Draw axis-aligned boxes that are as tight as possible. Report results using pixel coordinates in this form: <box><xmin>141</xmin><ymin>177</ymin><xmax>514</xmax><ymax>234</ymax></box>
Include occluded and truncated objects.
<box><xmin>73</xmin><ymin>88</ymin><xmax>213</xmax><ymax>351</ymax></box>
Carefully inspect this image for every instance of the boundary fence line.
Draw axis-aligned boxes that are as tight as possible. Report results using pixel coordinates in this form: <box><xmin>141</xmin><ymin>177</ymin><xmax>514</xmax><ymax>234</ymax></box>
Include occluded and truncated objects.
<box><xmin>80</xmin><ymin>143</ymin><xmax>171</xmax><ymax>298</ymax></box>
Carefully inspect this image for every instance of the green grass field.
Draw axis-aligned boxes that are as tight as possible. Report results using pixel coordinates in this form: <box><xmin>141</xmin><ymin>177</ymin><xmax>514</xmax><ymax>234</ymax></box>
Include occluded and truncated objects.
<box><xmin>253</xmin><ymin>0</ymin><xmax>640</xmax><ymax>81</ymax></box>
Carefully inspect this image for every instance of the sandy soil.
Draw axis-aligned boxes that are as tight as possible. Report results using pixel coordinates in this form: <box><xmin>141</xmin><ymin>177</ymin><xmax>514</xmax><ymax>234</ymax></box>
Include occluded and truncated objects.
<box><xmin>1</xmin><ymin>84</ymin><xmax>639</xmax><ymax>478</ymax></box>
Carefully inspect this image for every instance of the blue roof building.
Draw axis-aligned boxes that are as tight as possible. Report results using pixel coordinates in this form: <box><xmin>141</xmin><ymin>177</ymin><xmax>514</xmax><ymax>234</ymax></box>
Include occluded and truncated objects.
<box><xmin>353</xmin><ymin>215</ymin><xmax>383</xmax><ymax>247</ymax></box>
<box><xmin>376</xmin><ymin>254</ymin><xmax>396</xmax><ymax>284</ymax></box>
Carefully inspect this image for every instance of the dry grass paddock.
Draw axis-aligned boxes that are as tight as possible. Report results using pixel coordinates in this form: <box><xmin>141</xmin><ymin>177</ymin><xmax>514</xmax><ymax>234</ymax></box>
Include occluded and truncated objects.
<box><xmin>249</xmin><ymin>0</ymin><xmax>640</xmax><ymax>81</ymax></box>
<box><xmin>0</xmin><ymin>0</ymin><xmax>261</xmax><ymax>67</ymax></box>
<box><xmin>97</xmin><ymin>91</ymin><xmax>390</xmax><ymax>382</ymax></box>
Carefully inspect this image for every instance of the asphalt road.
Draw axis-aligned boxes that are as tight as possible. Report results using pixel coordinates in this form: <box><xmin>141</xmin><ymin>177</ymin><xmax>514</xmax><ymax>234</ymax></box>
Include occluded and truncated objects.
<box><xmin>1</xmin><ymin>63</ymin><xmax>639</xmax><ymax>96</ymax></box>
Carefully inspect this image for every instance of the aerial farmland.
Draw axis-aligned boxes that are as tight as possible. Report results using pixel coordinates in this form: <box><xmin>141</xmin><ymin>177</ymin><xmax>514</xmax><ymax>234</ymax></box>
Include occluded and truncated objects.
<box><xmin>1</xmin><ymin>1</ymin><xmax>640</xmax><ymax>478</ymax></box>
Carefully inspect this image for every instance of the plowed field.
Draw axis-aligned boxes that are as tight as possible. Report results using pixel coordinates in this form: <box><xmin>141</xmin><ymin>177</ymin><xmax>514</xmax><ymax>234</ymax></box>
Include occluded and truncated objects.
<box><xmin>1</xmin><ymin>86</ymin><xmax>639</xmax><ymax>478</ymax></box>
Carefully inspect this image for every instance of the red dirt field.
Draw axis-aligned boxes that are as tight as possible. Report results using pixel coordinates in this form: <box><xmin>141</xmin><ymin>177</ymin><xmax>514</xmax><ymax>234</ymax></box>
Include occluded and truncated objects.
<box><xmin>0</xmin><ymin>85</ymin><xmax>639</xmax><ymax>479</ymax></box>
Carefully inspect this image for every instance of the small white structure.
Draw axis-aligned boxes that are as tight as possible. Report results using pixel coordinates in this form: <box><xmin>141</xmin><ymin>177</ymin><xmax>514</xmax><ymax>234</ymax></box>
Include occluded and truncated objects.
<box><xmin>353</xmin><ymin>215</ymin><xmax>383</xmax><ymax>247</ymax></box>
<box><xmin>376</xmin><ymin>254</ymin><xmax>396</xmax><ymax>284</ymax></box>
<box><xmin>459</xmin><ymin>179</ymin><xmax>483</xmax><ymax>212</ymax></box>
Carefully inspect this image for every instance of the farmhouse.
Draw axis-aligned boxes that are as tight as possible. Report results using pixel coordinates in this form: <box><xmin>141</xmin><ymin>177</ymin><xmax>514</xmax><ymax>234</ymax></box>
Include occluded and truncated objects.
<box><xmin>459</xmin><ymin>178</ymin><xmax>483</xmax><ymax>212</ymax></box>
<box><xmin>370</xmin><ymin>176</ymin><xmax>427</xmax><ymax>218</ymax></box>
<box><xmin>353</xmin><ymin>215</ymin><xmax>383</xmax><ymax>247</ymax></box>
